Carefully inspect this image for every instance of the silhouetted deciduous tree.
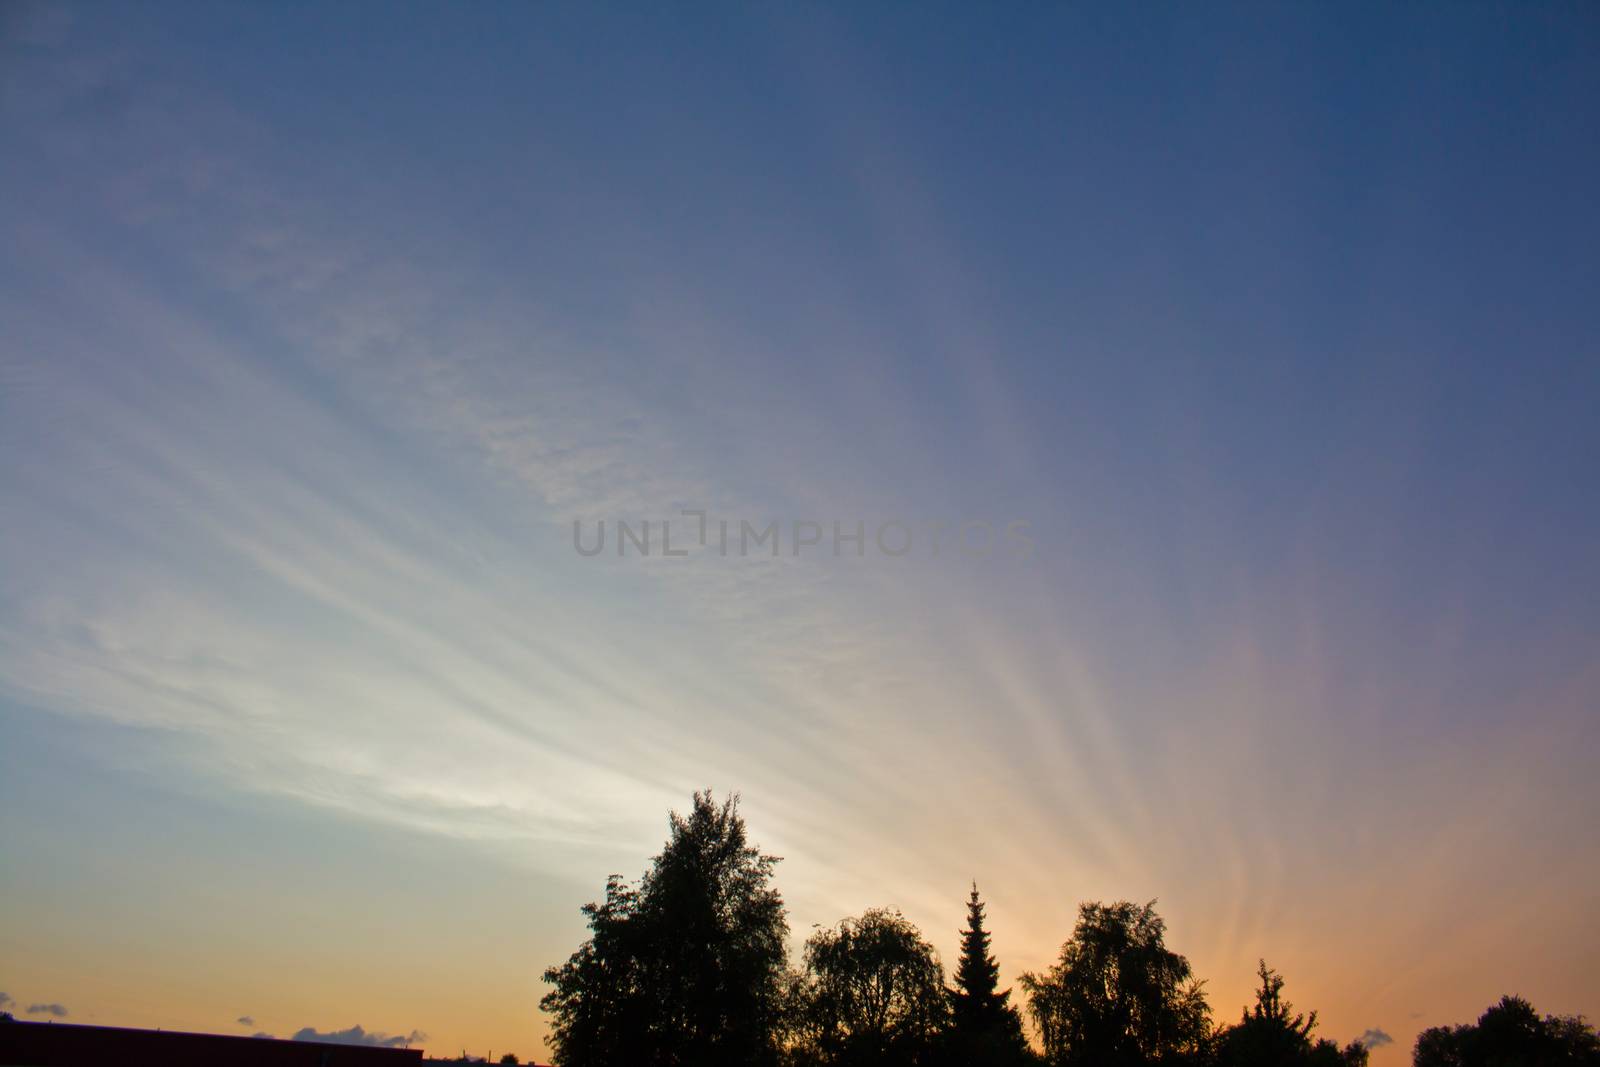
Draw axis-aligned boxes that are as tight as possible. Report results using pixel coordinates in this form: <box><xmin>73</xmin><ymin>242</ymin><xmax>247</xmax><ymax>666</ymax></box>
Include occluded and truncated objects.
<box><xmin>1309</xmin><ymin>1039</ymin><xmax>1370</xmax><ymax>1067</ymax></box>
<box><xmin>949</xmin><ymin>884</ymin><xmax>1032</xmax><ymax>1065</ymax></box>
<box><xmin>792</xmin><ymin>908</ymin><xmax>951</xmax><ymax>1067</ymax></box>
<box><xmin>1021</xmin><ymin>901</ymin><xmax>1210</xmax><ymax>1067</ymax></box>
<box><xmin>1546</xmin><ymin>1015</ymin><xmax>1600</xmax><ymax>1064</ymax></box>
<box><xmin>540</xmin><ymin>793</ymin><xmax>1596</xmax><ymax>1067</ymax></box>
<box><xmin>1413</xmin><ymin>995</ymin><xmax>1600</xmax><ymax>1067</ymax></box>
<box><xmin>540</xmin><ymin>791</ymin><xmax>788</xmax><ymax>1067</ymax></box>
<box><xmin>1413</xmin><ymin>1024</ymin><xmax>1466</xmax><ymax>1067</ymax></box>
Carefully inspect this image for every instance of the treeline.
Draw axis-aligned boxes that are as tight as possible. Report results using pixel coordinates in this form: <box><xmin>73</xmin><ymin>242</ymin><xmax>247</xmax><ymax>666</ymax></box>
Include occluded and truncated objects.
<box><xmin>540</xmin><ymin>793</ymin><xmax>1597</xmax><ymax>1067</ymax></box>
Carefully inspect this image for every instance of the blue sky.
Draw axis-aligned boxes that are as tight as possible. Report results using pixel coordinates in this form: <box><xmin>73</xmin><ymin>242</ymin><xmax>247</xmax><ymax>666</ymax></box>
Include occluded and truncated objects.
<box><xmin>2</xmin><ymin>2</ymin><xmax>1597</xmax><ymax>1061</ymax></box>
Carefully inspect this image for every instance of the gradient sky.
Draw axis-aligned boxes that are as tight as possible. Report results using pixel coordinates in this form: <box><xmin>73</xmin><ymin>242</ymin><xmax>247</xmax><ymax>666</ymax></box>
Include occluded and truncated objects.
<box><xmin>3</xmin><ymin>2</ymin><xmax>1598</xmax><ymax>1063</ymax></box>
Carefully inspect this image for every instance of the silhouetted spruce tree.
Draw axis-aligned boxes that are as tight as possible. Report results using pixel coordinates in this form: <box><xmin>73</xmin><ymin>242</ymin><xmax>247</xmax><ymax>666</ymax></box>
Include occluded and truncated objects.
<box><xmin>949</xmin><ymin>884</ymin><xmax>1031</xmax><ymax>1064</ymax></box>
<box><xmin>1215</xmin><ymin>961</ymin><xmax>1367</xmax><ymax>1067</ymax></box>
<box><xmin>1217</xmin><ymin>960</ymin><xmax>1317</xmax><ymax>1065</ymax></box>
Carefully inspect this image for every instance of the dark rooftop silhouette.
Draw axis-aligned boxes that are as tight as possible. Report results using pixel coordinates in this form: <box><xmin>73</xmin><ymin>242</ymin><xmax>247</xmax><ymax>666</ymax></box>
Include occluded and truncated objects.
<box><xmin>0</xmin><ymin>1019</ymin><xmax>424</xmax><ymax>1067</ymax></box>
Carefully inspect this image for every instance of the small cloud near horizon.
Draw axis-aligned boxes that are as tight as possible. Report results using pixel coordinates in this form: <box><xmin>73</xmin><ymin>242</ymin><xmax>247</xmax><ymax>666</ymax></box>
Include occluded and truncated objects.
<box><xmin>1358</xmin><ymin>1028</ymin><xmax>1395</xmax><ymax>1048</ymax></box>
<box><xmin>291</xmin><ymin>1024</ymin><xmax>426</xmax><ymax>1048</ymax></box>
<box><xmin>0</xmin><ymin>992</ymin><xmax>13</xmax><ymax>1010</ymax></box>
<box><xmin>27</xmin><ymin>1003</ymin><xmax>69</xmax><ymax>1018</ymax></box>
<box><xmin>237</xmin><ymin>1016</ymin><xmax>255</xmax><ymax>1027</ymax></box>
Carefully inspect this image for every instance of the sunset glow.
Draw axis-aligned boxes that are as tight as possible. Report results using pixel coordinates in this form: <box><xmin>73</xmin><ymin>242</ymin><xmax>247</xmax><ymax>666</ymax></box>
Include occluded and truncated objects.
<box><xmin>2</xmin><ymin>4</ymin><xmax>1597</xmax><ymax>1065</ymax></box>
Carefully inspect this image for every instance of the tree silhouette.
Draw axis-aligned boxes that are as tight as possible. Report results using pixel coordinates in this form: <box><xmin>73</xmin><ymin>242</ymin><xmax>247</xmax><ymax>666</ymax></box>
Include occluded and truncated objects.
<box><xmin>1020</xmin><ymin>901</ymin><xmax>1210</xmax><ymax>1067</ymax></box>
<box><xmin>1216</xmin><ymin>960</ymin><xmax>1315</xmax><ymax>1064</ymax></box>
<box><xmin>1215</xmin><ymin>961</ymin><xmax>1367</xmax><ymax>1067</ymax></box>
<box><xmin>1309</xmin><ymin>1038</ymin><xmax>1370</xmax><ymax>1067</ymax></box>
<box><xmin>1473</xmin><ymin>996</ymin><xmax>1546</xmax><ymax>1065</ymax></box>
<box><xmin>540</xmin><ymin>791</ymin><xmax>788</xmax><ymax>1067</ymax></box>
<box><xmin>536</xmin><ymin>793</ymin><xmax>1597</xmax><ymax>1067</ymax></box>
<box><xmin>1544</xmin><ymin>1014</ymin><xmax>1600</xmax><ymax>1064</ymax></box>
<box><xmin>792</xmin><ymin>908</ymin><xmax>951</xmax><ymax>1067</ymax></box>
<box><xmin>1412</xmin><ymin>1025</ymin><xmax>1466</xmax><ymax>1067</ymax></box>
<box><xmin>1413</xmin><ymin>995</ymin><xmax>1600</xmax><ymax>1067</ymax></box>
<box><xmin>949</xmin><ymin>884</ymin><xmax>1032</xmax><ymax>1064</ymax></box>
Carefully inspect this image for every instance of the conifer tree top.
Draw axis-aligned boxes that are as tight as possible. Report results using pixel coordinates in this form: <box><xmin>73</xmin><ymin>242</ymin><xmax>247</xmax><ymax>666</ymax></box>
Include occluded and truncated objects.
<box><xmin>953</xmin><ymin>883</ymin><xmax>1011</xmax><ymax>1024</ymax></box>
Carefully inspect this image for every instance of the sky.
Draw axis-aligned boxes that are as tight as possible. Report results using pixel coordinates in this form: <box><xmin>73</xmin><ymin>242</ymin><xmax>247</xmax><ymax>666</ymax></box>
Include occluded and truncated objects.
<box><xmin>2</xmin><ymin>2</ymin><xmax>1598</xmax><ymax>1062</ymax></box>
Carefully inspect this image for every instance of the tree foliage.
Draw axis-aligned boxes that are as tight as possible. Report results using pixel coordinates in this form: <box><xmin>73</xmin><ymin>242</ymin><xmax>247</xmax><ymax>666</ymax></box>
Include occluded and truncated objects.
<box><xmin>539</xmin><ymin>791</ymin><xmax>788</xmax><ymax>1067</ymax></box>
<box><xmin>950</xmin><ymin>883</ymin><xmax>1032</xmax><ymax>1065</ymax></box>
<box><xmin>1214</xmin><ymin>961</ymin><xmax>1366</xmax><ymax>1067</ymax></box>
<box><xmin>792</xmin><ymin>907</ymin><xmax>951</xmax><ymax>1067</ymax></box>
<box><xmin>538</xmin><ymin>795</ymin><xmax>1594</xmax><ymax>1067</ymax></box>
<box><xmin>1020</xmin><ymin>900</ymin><xmax>1211</xmax><ymax>1067</ymax></box>
<box><xmin>1413</xmin><ymin>995</ymin><xmax>1600</xmax><ymax>1067</ymax></box>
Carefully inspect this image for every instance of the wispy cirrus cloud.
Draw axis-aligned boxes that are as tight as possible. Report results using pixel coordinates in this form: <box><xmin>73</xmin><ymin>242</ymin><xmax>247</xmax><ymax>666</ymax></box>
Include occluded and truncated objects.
<box><xmin>4</xmin><ymin>11</ymin><xmax>1600</xmax><ymax>1061</ymax></box>
<box><xmin>0</xmin><ymin>16</ymin><xmax>1025</xmax><ymax>928</ymax></box>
